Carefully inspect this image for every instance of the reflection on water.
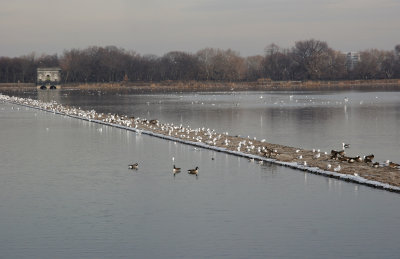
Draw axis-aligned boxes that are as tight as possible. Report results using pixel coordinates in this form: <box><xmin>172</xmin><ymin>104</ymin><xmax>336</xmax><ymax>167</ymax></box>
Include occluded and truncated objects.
<box><xmin>1</xmin><ymin>100</ymin><xmax>400</xmax><ymax>258</ymax></box>
<box><xmin>37</xmin><ymin>89</ymin><xmax>62</xmax><ymax>104</ymax></box>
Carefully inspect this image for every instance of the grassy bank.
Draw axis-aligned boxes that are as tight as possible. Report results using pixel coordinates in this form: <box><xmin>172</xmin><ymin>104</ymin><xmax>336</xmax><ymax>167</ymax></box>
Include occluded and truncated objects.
<box><xmin>2</xmin><ymin>79</ymin><xmax>400</xmax><ymax>92</ymax></box>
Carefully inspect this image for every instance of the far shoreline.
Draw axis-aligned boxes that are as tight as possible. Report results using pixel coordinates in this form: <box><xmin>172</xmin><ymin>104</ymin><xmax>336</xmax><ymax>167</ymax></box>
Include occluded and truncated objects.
<box><xmin>1</xmin><ymin>79</ymin><xmax>400</xmax><ymax>93</ymax></box>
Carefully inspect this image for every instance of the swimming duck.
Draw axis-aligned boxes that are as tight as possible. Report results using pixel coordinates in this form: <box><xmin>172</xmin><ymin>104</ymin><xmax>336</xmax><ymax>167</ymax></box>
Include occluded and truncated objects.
<box><xmin>129</xmin><ymin>163</ymin><xmax>138</xmax><ymax>169</ymax></box>
<box><xmin>188</xmin><ymin>166</ymin><xmax>199</xmax><ymax>175</ymax></box>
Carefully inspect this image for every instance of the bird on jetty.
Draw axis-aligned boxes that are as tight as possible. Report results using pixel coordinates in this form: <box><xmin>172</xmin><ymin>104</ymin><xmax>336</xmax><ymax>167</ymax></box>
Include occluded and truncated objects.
<box><xmin>173</xmin><ymin>165</ymin><xmax>181</xmax><ymax>174</ymax></box>
<box><xmin>386</xmin><ymin>160</ymin><xmax>400</xmax><ymax>169</ymax></box>
<box><xmin>372</xmin><ymin>162</ymin><xmax>380</xmax><ymax>168</ymax></box>
<box><xmin>364</xmin><ymin>154</ymin><xmax>374</xmax><ymax>163</ymax></box>
<box><xmin>129</xmin><ymin>163</ymin><xmax>138</xmax><ymax>170</ymax></box>
<box><xmin>333</xmin><ymin>165</ymin><xmax>341</xmax><ymax>172</ymax></box>
<box><xmin>188</xmin><ymin>166</ymin><xmax>199</xmax><ymax>175</ymax></box>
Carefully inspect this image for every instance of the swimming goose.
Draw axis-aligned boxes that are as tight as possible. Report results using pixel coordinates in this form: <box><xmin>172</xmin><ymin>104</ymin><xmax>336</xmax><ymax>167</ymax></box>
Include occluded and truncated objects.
<box><xmin>188</xmin><ymin>167</ymin><xmax>199</xmax><ymax>175</ymax></box>
<box><xmin>173</xmin><ymin>165</ymin><xmax>181</xmax><ymax>174</ymax></box>
<box><xmin>342</xmin><ymin>142</ymin><xmax>350</xmax><ymax>149</ymax></box>
<box><xmin>129</xmin><ymin>163</ymin><xmax>138</xmax><ymax>169</ymax></box>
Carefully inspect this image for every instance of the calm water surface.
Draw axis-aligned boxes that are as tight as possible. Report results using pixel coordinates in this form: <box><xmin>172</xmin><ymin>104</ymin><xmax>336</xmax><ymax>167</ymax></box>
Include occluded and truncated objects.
<box><xmin>23</xmin><ymin>89</ymin><xmax>400</xmax><ymax>162</ymax></box>
<box><xmin>1</xmin><ymin>90</ymin><xmax>400</xmax><ymax>258</ymax></box>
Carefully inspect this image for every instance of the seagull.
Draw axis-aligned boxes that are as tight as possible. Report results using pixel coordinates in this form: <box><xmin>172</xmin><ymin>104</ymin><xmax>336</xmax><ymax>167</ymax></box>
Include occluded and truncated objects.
<box><xmin>129</xmin><ymin>163</ymin><xmax>138</xmax><ymax>170</ymax></box>
<box><xmin>188</xmin><ymin>167</ymin><xmax>199</xmax><ymax>175</ymax></box>
<box><xmin>333</xmin><ymin>165</ymin><xmax>341</xmax><ymax>172</ymax></box>
<box><xmin>327</xmin><ymin>164</ymin><xmax>332</xmax><ymax>170</ymax></box>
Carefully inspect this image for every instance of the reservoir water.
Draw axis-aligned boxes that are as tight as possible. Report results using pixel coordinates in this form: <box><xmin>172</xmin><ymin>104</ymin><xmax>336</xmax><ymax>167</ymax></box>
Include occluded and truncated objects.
<box><xmin>1</xmin><ymin>90</ymin><xmax>400</xmax><ymax>258</ymax></box>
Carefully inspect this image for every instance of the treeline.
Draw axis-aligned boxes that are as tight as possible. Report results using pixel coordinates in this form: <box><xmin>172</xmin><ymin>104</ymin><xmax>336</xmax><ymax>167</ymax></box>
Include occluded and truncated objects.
<box><xmin>1</xmin><ymin>39</ymin><xmax>400</xmax><ymax>83</ymax></box>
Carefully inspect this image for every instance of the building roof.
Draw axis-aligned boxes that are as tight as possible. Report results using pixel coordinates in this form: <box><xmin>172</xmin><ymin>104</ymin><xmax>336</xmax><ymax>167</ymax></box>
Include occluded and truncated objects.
<box><xmin>37</xmin><ymin>67</ymin><xmax>61</xmax><ymax>71</ymax></box>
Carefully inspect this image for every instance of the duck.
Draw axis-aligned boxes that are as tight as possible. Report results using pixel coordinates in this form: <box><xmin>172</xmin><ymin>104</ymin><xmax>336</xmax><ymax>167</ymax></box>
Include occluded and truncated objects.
<box><xmin>173</xmin><ymin>165</ymin><xmax>181</xmax><ymax>174</ymax></box>
<box><xmin>128</xmin><ymin>163</ymin><xmax>138</xmax><ymax>169</ymax></box>
<box><xmin>188</xmin><ymin>166</ymin><xmax>199</xmax><ymax>175</ymax></box>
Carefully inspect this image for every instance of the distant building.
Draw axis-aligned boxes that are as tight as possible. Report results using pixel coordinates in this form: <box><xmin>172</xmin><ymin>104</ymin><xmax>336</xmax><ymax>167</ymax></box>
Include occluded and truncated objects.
<box><xmin>37</xmin><ymin>67</ymin><xmax>61</xmax><ymax>89</ymax></box>
<box><xmin>346</xmin><ymin>52</ymin><xmax>360</xmax><ymax>71</ymax></box>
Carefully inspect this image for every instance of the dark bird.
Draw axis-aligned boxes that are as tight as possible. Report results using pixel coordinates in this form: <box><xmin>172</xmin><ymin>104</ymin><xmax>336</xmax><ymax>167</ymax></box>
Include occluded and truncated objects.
<box><xmin>364</xmin><ymin>154</ymin><xmax>374</xmax><ymax>163</ymax></box>
<box><xmin>388</xmin><ymin>161</ymin><xmax>400</xmax><ymax>169</ymax></box>
<box><xmin>188</xmin><ymin>166</ymin><xmax>199</xmax><ymax>175</ymax></box>
<box><xmin>129</xmin><ymin>163</ymin><xmax>138</xmax><ymax>169</ymax></box>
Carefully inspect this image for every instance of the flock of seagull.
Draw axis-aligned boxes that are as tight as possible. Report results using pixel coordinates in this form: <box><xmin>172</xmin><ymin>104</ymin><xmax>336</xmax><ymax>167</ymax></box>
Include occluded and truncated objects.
<box><xmin>1</xmin><ymin>94</ymin><xmax>399</xmax><ymax>183</ymax></box>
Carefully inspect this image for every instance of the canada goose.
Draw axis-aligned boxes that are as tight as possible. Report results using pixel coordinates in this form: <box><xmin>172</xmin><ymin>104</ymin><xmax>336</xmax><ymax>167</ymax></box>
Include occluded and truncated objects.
<box><xmin>388</xmin><ymin>161</ymin><xmax>400</xmax><ymax>169</ymax></box>
<box><xmin>149</xmin><ymin>119</ymin><xmax>159</xmax><ymax>125</ymax></box>
<box><xmin>188</xmin><ymin>166</ymin><xmax>199</xmax><ymax>175</ymax></box>
<box><xmin>372</xmin><ymin>162</ymin><xmax>380</xmax><ymax>168</ymax></box>
<box><xmin>347</xmin><ymin>157</ymin><xmax>356</xmax><ymax>163</ymax></box>
<box><xmin>173</xmin><ymin>165</ymin><xmax>181</xmax><ymax>174</ymax></box>
<box><xmin>331</xmin><ymin>150</ymin><xmax>345</xmax><ymax>159</ymax></box>
<box><xmin>364</xmin><ymin>154</ymin><xmax>374</xmax><ymax>163</ymax></box>
<box><xmin>129</xmin><ymin>163</ymin><xmax>138</xmax><ymax>169</ymax></box>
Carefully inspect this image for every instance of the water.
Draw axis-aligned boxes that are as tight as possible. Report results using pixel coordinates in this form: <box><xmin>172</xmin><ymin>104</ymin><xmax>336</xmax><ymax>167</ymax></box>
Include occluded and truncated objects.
<box><xmin>1</xmin><ymin>90</ymin><xmax>400</xmax><ymax>258</ymax></box>
<box><xmin>26</xmin><ymin>89</ymin><xmax>400</xmax><ymax>162</ymax></box>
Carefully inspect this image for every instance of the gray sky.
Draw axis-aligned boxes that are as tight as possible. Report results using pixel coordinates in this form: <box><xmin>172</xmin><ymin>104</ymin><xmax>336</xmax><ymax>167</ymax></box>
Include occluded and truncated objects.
<box><xmin>1</xmin><ymin>0</ymin><xmax>399</xmax><ymax>57</ymax></box>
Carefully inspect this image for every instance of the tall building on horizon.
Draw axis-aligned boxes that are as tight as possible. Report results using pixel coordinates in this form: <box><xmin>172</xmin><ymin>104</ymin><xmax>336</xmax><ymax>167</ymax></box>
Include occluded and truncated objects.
<box><xmin>346</xmin><ymin>52</ymin><xmax>361</xmax><ymax>71</ymax></box>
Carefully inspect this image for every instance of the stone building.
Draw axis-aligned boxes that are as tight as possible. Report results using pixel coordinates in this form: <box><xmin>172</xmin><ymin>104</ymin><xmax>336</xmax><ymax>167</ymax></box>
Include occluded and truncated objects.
<box><xmin>37</xmin><ymin>67</ymin><xmax>61</xmax><ymax>89</ymax></box>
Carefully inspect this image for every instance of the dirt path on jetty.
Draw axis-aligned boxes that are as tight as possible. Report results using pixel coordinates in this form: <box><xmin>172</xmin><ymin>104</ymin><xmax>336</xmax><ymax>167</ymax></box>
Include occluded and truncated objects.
<box><xmin>2</xmin><ymin>94</ymin><xmax>400</xmax><ymax>192</ymax></box>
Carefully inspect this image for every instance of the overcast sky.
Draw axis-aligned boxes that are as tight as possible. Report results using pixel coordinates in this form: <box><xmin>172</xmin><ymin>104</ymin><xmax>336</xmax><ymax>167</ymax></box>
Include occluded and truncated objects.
<box><xmin>1</xmin><ymin>0</ymin><xmax>399</xmax><ymax>57</ymax></box>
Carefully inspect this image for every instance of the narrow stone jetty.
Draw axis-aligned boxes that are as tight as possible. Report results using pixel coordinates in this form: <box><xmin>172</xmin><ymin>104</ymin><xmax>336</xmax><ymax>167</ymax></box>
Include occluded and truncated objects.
<box><xmin>1</xmin><ymin>94</ymin><xmax>399</xmax><ymax>193</ymax></box>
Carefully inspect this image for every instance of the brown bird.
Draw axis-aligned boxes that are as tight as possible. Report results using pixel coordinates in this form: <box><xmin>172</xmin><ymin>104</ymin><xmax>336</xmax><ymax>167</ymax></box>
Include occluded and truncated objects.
<box><xmin>129</xmin><ymin>163</ymin><xmax>138</xmax><ymax>170</ymax></box>
<box><xmin>173</xmin><ymin>165</ymin><xmax>181</xmax><ymax>174</ymax></box>
<box><xmin>188</xmin><ymin>166</ymin><xmax>199</xmax><ymax>175</ymax></box>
